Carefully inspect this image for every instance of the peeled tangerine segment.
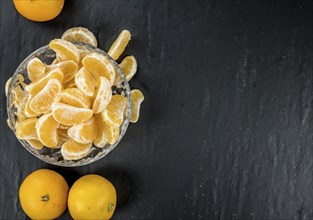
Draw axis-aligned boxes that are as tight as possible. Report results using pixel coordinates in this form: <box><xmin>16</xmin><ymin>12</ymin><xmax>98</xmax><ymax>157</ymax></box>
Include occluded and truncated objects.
<box><xmin>108</xmin><ymin>30</ymin><xmax>131</xmax><ymax>60</ymax></box>
<box><xmin>68</xmin><ymin>116</ymin><xmax>98</xmax><ymax>144</ymax></box>
<box><xmin>16</xmin><ymin>118</ymin><xmax>38</xmax><ymax>140</ymax></box>
<box><xmin>92</xmin><ymin>76</ymin><xmax>112</xmax><ymax>114</ymax></box>
<box><xmin>61</xmin><ymin>27</ymin><xmax>98</xmax><ymax>47</ymax></box>
<box><xmin>101</xmin><ymin>95</ymin><xmax>126</xmax><ymax>127</ymax></box>
<box><xmin>15</xmin><ymin>94</ymin><xmax>28</xmax><ymax>122</ymax></box>
<box><xmin>57</xmin><ymin>129</ymin><xmax>70</xmax><ymax>146</ymax></box>
<box><xmin>82</xmin><ymin>53</ymin><xmax>115</xmax><ymax>85</ymax></box>
<box><xmin>75</xmin><ymin>67</ymin><xmax>96</xmax><ymax>97</ymax></box>
<box><xmin>30</xmin><ymin>78</ymin><xmax>62</xmax><ymax>114</ymax></box>
<box><xmin>27</xmin><ymin>67</ymin><xmax>64</xmax><ymax>96</ymax></box>
<box><xmin>26</xmin><ymin>139</ymin><xmax>44</xmax><ymax>150</ymax></box>
<box><xmin>63</xmin><ymin>78</ymin><xmax>76</xmax><ymax>89</ymax></box>
<box><xmin>36</xmin><ymin>113</ymin><xmax>60</xmax><ymax>148</ymax></box>
<box><xmin>115</xmin><ymin>55</ymin><xmax>137</xmax><ymax>84</ymax></box>
<box><xmin>60</xmin><ymin>88</ymin><xmax>91</xmax><ymax>108</ymax></box>
<box><xmin>95</xmin><ymin>114</ymin><xmax>120</xmax><ymax>145</ymax></box>
<box><xmin>24</xmin><ymin>95</ymin><xmax>40</xmax><ymax>118</ymax></box>
<box><xmin>51</xmin><ymin>103</ymin><xmax>93</xmax><ymax>126</ymax></box>
<box><xmin>130</xmin><ymin>89</ymin><xmax>144</xmax><ymax>123</ymax></box>
<box><xmin>61</xmin><ymin>139</ymin><xmax>92</xmax><ymax>160</ymax></box>
<box><xmin>12</xmin><ymin>84</ymin><xmax>27</xmax><ymax>108</ymax></box>
<box><xmin>45</xmin><ymin>61</ymin><xmax>77</xmax><ymax>84</ymax></box>
<box><xmin>27</xmin><ymin>57</ymin><xmax>46</xmax><ymax>82</ymax></box>
<box><xmin>56</xmin><ymin>60</ymin><xmax>78</xmax><ymax>83</ymax></box>
<box><xmin>93</xmin><ymin>115</ymin><xmax>107</xmax><ymax>148</ymax></box>
<box><xmin>93</xmin><ymin>126</ymin><xmax>108</xmax><ymax>148</ymax></box>
<box><xmin>49</xmin><ymin>39</ymin><xmax>80</xmax><ymax>63</ymax></box>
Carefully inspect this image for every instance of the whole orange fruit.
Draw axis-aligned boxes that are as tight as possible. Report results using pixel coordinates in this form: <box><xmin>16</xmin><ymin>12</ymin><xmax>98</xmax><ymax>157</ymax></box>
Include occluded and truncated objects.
<box><xmin>13</xmin><ymin>0</ymin><xmax>64</xmax><ymax>22</ymax></box>
<box><xmin>68</xmin><ymin>174</ymin><xmax>117</xmax><ymax>220</ymax></box>
<box><xmin>19</xmin><ymin>169</ymin><xmax>69</xmax><ymax>219</ymax></box>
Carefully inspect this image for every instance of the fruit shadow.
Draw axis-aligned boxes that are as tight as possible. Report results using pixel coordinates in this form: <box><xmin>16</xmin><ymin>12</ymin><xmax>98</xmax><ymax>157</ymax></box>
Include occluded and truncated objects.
<box><xmin>93</xmin><ymin>166</ymin><xmax>138</xmax><ymax>211</ymax></box>
<box><xmin>46</xmin><ymin>165</ymin><xmax>138</xmax><ymax>212</ymax></box>
<box><xmin>49</xmin><ymin>167</ymin><xmax>81</xmax><ymax>187</ymax></box>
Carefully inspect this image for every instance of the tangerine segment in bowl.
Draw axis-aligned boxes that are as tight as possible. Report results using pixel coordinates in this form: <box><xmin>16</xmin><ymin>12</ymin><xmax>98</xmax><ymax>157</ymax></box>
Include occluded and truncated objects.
<box><xmin>52</xmin><ymin>103</ymin><xmax>93</xmax><ymax>126</ymax></box>
<box><xmin>92</xmin><ymin>76</ymin><xmax>112</xmax><ymax>114</ymax></box>
<box><xmin>56</xmin><ymin>60</ymin><xmax>78</xmax><ymax>83</ymax></box>
<box><xmin>26</xmin><ymin>139</ymin><xmax>44</xmax><ymax>150</ymax></box>
<box><xmin>16</xmin><ymin>118</ymin><xmax>38</xmax><ymax>140</ymax></box>
<box><xmin>36</xmin><ymin>113</ymin><xmax>59</xmax><ymax>148</ymax></box>
<box><xmin>27</xmin><ymin>67</ymin><xmax>64</xmax><ymax>96</ymax></box>
<box><xmin>61</xmin><ymin>139</ymin><xmax>92</xmax><ymax>160</ymax></box>
<box><xmin>75</xmin><ymin>67</ymin><xmax>96</xmax><ymax>97</ymax></box>
<box><xmin>95</xmin><ymin>114</ymin><xmax>120</xmax><ymax>145</ymax></box>
<box><xmin>114</xmin><ymin>55</ymin><xmax>137</xmax><ymax>84</ymax></box>
<box><xmin>60</xmin><ymin>88</ymin><xmax>91</xmax><ymax>108</ymax></box>
<box><xmin>101</xmin><ymin>95</ymin><xmax>127</xmax><ymax>127</ymax></box>
<box><xmin>30</xmin><ymin>79</ymin><xmax>63</xmax><ymax>114</ymax></box>
<box><xmin>49</xmin><ymin>39</ymin><xmax>80</xmax><ymax>63</ymax></box>
<box><xmin>82</xmin><ymin>53</ymin><xmax>115</xmax><ymax>85</ymax></box>
<box><xmin>67</xmin><ymin>116</ymin><xmax>98</xmax><ymax>144</ymax></box>
<box><xmin>61</xmin><ymin>27</ymin><xmax>98</xmax><ymax>47</ymax></box>
<box><xmin>27</xmin><ymin>57</ymin><xmax>46</xmax><ymax>82</ymax></box>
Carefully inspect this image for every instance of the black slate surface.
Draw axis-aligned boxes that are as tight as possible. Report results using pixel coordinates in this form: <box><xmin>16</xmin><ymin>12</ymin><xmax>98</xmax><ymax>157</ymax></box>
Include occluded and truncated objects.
<box><xmin>1</xmin><ymin>0</ymin><xmax>313</xmax><ymax>219</ymax></box>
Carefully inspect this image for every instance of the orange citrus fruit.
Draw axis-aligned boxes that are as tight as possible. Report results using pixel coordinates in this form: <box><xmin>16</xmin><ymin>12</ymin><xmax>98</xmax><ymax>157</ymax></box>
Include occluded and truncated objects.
<box><xmin>130</xmin><ymin>89</ymin><xmax>144</xmax><ymax>123</ymax></box>
<box><xmin>68</xmin><ymin>174</ymin><xmax>117</xmax><ymax>220</ymax></box>
<box><xmin>16</xmin><ymin>118</ymin><xmax>38</xmax><ymax>140</ymax></box>
<box><xmin>61</xmin><ymin>139</ymin><xmax>92</xmax><ymax>160</ymax></box>
<box><xmin>27</xmin><ymin>57</ymin><xmax>46</xmax><ymax>82</ymax></box>
<box><xmin>92</xmin><ymin>76</ymin><xmax>112</xmax><ymax>114</ymax></box>
<box><xmin>75</xmin><ymin>67</ymin><xmax>96</xmax><ymax>97</ymax></box>
<box><xmin>101</xmin><ymin>95</ymin><xmax>126</xmax><ymax>127</ymax></box>
<box><xmin>30</xmin><ymin>78</ymin><xmax>62</xmax><ymax>114</ymax></box>
<box><xmin>62</xmin><ymin>27</ymin><xmax>98</xmax><ymax>47</ymax></box>
<box><xmin>68</xmin><ymin>116</ymin><xmax>98</xmax><ymax>144</ymax></box>
<box><xmin>51</xmin><ymin>102</ymin><xmax>93</xmax><ymax>126</ymax></box>
<box><xmin>36</xmin><ymin>113</ymin><xmax>59</xmax><ymax>148</ymax></box>
<box><xmin>49</xmin><ymin>39</ymin><xmax>80</xmax><ymax>63</ymax></box>
<box><xmin>108</xmin><ymin>30</ymin><xmax>131</xmax><ymax>60</ymax></box>
<box><xmin>19</xmin><ymin>169</ymin><xmax>68</xmax><ymax>219</ymax></box>
<box><xmin>60</xmin><ymin>88</ymin><xmax>91</xmax><ymax>108</ymax></box>
<box><xmin>82</xmin><ymin>53</ymin><xmax>116</xmax><ymax>85</ymax></box>
<box><xmin>13</xmin><ymin>0</ymin><xmax>64</xmax><ymax>22</ymax></box>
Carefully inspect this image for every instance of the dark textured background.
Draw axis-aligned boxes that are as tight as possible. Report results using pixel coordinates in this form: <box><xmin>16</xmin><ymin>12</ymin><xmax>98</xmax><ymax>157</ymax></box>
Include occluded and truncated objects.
<box><xmin>1</xmin><ymin>0</ymin><xmax>313</xmax><ymax>219</ymax></box>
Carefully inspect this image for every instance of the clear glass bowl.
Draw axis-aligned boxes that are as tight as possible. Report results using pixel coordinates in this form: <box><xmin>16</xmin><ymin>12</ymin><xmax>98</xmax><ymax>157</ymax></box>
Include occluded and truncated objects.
<box><xmin>6</xmin><ymin>42</ymin><xmax>131</xmax><ymax>167</ymax></box>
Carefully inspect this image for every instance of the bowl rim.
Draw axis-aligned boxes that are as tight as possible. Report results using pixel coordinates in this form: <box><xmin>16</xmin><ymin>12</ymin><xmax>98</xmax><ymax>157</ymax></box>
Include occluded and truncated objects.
<box><xmin>7</xmin><ymin>41</ymin><xmax>132</xmax><ymax>167</ymax></box>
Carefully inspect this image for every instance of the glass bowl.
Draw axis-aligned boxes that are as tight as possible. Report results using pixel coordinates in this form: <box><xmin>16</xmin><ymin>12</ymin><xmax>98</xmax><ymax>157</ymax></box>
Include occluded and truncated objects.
<box><xmin>6</xmin><ymin>42</ymin><xmax>131</xmax><ymax>167</ymax></box>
